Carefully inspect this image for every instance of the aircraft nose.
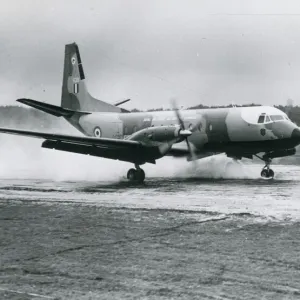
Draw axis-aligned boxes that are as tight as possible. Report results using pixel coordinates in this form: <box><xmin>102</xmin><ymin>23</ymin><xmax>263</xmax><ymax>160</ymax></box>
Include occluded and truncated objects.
<box><xmin>292</xmin><ymin>128</ymin><xmax>300</xmax><ymax>141</ymax></box>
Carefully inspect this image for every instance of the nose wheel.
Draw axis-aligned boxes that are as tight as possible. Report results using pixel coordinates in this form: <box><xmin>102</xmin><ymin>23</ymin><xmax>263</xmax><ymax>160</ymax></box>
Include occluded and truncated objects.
<box><xmin>255</xmin><ymin>155</ymin><xmax>275</xmax><ymax>179</ymax></box>
<box><xmin>260</xmin><ymin>168</ymin><xmax>274</xmax><ymax>179</ymax></box>
<box><xmin>127</xmin><ymin>167</ymin><xmax>145</xmax><ymax>183</ymax></box>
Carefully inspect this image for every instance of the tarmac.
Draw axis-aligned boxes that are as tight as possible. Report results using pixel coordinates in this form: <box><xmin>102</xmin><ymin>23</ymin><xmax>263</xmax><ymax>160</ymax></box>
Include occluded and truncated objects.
<box><xmin>1</xmin><ymin>199</ymin><xmax>300</xmax><ymax>300</ymax></box>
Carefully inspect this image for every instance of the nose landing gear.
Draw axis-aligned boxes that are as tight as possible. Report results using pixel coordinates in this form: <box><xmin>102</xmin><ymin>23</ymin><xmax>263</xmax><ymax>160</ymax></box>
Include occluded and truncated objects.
<box><xmin>126</xmin><ymin>165</ymin><xmax>145</xmax><ymax>183</ymax></box>
<box><xmin>260</xmin><ymin>166</ymin><xmax>274</xmax><ymax>179</ymax></box>
<box><xmin>255</xmin><ymin>155</ymin><xmax>275</xmax><ymax>179</ymax></box>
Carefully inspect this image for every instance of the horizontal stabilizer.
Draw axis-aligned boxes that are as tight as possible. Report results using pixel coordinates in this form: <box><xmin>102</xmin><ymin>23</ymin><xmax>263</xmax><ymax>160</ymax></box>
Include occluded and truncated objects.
<box><xmin>114</xmin><ymin>99</ymin><xmax>130</xmax><ymax>107</ymax></box>
<box><xmin>17</xmin><ymin>98</ymin><xmax>90</xmax><ymax>117</ymax></box>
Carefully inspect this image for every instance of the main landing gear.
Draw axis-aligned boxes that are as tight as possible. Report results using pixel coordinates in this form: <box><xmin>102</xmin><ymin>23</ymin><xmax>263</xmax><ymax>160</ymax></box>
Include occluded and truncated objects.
<box><xmin>127</xmin><ymin>165</ymin><xmax>145</xmax><ymax>183</ymax></box>
<box><xmin>255</xmin><ymin>155</ymin><xmax>274</xmax><ymax>179</ymax></box>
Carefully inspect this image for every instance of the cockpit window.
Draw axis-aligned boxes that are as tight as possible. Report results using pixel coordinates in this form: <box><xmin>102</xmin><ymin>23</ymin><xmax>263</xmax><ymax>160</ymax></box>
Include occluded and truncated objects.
<box><xmin>270</xmin><ymin>115</ymin><xmax>284</xmax><ymax>121</ymax></box>
<box><xmin>258</xmin><ymin>115</ymin><xmax>265</xmax><ymax>123</ymax></box>
<box><xmin>285</xmin><ymin>115</ymin><xmax>290</xmax><ymax>121</ymax></box>
<box><xmin>258</xmin><ymin>113</ymin><xmax>286</xmax><ymax>123</ymax></box>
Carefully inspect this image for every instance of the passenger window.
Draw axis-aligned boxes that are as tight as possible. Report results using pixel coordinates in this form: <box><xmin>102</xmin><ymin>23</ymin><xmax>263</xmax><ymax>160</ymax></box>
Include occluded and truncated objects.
<box><xmin>258</xmin><ymin>115</ymin><xmax>265</xmax><ymax>123</ymax></box>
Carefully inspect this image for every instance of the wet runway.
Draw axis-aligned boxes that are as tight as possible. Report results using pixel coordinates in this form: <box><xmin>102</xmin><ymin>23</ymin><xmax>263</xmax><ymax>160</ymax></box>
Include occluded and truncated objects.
<box><xmin>1</xmin><ymin>160</ymin><xmax>300</xmax><ymax>299</ymax></box>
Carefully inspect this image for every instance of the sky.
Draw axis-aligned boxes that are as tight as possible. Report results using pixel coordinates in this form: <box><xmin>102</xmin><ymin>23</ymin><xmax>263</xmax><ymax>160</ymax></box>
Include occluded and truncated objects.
<box><xmin>2</xmin><ymin>0</ymin><xmax>300</xmax><ymax>110</ymax></box>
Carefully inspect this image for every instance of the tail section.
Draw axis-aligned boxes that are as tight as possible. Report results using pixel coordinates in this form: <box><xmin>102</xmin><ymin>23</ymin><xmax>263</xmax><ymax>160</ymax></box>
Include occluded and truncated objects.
<box><xmin>61</xmin><ymin>42</ymin><xmax>121</xmax><ymax>113</ymax></box>
<box><xmin>16</xmin><ymin>98</ymin><xmax>81</xmax><ymax>117</ymax></box>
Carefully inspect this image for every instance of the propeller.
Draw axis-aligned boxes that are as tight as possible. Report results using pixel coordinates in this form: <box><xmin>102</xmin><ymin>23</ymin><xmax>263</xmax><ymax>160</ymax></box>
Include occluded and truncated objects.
<box><xmin>286</xmin><ymin>98</ymin><xmax>293</xmax><ymax>121</ymax></box>
<box><xmin>171</xmin><ymin>99</ymin><xmax>197</xmax><ymax>165</ymax></box>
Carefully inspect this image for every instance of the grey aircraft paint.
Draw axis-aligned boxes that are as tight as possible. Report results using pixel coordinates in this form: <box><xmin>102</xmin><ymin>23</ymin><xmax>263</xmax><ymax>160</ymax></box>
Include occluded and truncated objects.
<box><xmin>1</xmin><ymin>42</ymin><xmax>300</xmax><ymax>181</ymax></box>
<box><xmin>59</xmin><ymin>42</ymin><xmax>300</xmax><ymax>161</ymax></box>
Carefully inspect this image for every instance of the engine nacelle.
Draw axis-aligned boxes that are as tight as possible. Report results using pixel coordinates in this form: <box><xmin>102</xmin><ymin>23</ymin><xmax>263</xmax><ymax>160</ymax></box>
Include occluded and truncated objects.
<box><xmin>129</xmin><ymin>125</ymin><xmax>183</xmax><ymax>144</ymax></box>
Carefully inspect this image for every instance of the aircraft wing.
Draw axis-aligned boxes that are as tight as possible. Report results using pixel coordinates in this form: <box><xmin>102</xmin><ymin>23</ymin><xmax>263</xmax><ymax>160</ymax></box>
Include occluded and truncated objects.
<box><xmin>0</xmin><ymin>127</ymin><xmax>159</xmax><ymax>164</ymax></box>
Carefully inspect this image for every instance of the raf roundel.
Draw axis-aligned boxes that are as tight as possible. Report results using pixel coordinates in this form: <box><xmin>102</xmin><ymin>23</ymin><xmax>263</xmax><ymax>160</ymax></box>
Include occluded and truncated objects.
<box><xmin>94</xmin><ymin>127</ymin><xmax>102</xmax><ymax>138</ymax></box>
<box><xmin>71</xmin><ymin>57</ymin><xmax>76</xmax><ymax>65</ymax></box>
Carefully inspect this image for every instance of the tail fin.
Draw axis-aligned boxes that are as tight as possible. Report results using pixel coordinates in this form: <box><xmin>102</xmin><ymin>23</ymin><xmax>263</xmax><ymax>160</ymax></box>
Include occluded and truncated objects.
<box><xmin>61</xmin><ymin>43</ymin><xmax>121</xmax><ymax>113</ymax></box>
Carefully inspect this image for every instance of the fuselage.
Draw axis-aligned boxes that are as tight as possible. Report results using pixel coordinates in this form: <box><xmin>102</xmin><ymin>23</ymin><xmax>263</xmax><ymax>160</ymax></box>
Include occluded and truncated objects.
<box><xmin>68</xmin><ymin>105</ymin><xmax>300</xmax><ymax>157</ymax></box>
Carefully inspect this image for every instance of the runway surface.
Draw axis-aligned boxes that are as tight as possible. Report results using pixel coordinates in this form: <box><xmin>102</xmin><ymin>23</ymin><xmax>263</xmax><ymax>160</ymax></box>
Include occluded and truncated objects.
<box><xmin>1</xmin><ymin>159</ymin><xmax>300</xmax><ymax>299</ymax></box>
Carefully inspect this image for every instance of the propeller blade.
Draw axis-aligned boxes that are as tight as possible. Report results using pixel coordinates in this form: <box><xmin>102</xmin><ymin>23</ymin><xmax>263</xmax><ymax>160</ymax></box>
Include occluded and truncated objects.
<box><xmin>286</xmin><ymin>98</ymin><xmax>293</xmax><ymax>120</ymax></box>
<box><xmin>171</xmin><ymin>98</ymin><xmax>185</xmax><ymax>129</ymax></box>
<box><xmin>170</xmin><ymin>98</ymin><xmax>198</xmax><ymax>170</ymax></box>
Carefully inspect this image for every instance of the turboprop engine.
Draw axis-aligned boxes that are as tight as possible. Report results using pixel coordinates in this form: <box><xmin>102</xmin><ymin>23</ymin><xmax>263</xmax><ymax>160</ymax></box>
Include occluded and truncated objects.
<box><xmin>129</xmin><ymin>125</ymin><xmax>192</xmax><ymax>144</ymax></box>
<box><xmin>128</xmin><ymin>125</ymin><xmax>193</xmax><ymax>158</ymax></box>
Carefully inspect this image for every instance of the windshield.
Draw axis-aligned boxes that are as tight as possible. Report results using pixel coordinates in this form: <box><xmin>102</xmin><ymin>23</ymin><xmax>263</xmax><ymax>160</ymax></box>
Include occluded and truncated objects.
<box><xmin>258</xmin><ymin>115</ymin><xmax>265</xmax><ymax>123</ymax></box>
<box><xmin>270</xmin><ymin>115</ymin><xmax>284</xmax><ymax>122</ymax></box>
<box><xmin>258</xmin><ymin>114</ymin><xmax>285</xmax><ymax>123</ymax></box>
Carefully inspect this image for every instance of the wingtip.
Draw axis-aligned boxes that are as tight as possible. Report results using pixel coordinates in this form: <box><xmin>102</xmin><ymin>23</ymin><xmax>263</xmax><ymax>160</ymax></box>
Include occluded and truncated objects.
<box><xmin>16</xmin><ymin>98</ymin><xmax>29</xmax><ymax>104</ymax></box>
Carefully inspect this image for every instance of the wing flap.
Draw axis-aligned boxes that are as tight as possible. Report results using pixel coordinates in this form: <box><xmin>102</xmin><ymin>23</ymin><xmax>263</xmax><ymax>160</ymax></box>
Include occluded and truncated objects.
<box><xmin>42</xmin><ymin>140</ymin><xmax>148</xmax><ymax>163</ymax></box>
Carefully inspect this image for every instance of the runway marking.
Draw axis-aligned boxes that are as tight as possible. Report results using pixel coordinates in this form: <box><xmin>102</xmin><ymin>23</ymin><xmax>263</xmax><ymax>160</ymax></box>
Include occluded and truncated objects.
<box><xmin>0</xmin><ymin>287</ymin><xmax>55</xmax><ymax>299</ymax></box>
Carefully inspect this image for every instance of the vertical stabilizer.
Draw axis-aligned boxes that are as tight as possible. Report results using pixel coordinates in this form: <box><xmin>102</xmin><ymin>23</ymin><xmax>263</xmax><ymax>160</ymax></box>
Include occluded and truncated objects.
<box><xmin>61</xmin><ymin>43</ymin><xmax>121</xmax><ymax>113</ymax></box>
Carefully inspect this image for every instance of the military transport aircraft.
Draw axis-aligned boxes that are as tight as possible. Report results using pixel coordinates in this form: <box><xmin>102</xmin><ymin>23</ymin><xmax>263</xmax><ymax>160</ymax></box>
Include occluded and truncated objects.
<box><xmin>0</xmin><ymin>42</ymin><xmax>300</xmax><ymax>182</ymax></box>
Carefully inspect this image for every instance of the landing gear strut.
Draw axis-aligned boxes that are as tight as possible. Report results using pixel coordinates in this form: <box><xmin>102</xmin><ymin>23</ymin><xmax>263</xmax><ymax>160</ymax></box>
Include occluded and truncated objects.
<box><xmin>126</xmin><ymin>165</ymin><xmax>145</xmax><ymax>183</ymax></box>
<box><xmin>255</xmin><ymin>155</ymin><xmax>275</xmax><ymax>179</ymax></box>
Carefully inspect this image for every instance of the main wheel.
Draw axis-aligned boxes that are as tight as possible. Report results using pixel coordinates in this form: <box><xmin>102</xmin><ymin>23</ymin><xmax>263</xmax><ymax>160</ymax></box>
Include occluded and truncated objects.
<box><xmin>136</xmin><ymin>169</ymin><xmax>145</xmax><ymax>183</ymax></box>
<box><xmin>127</xmin><ymin>168</ymin><xmax>137</xmax><ymax>181</ymax></box>
<box><xmin>126</xmin><ymin>168</ymin><xmax>145</xmax><ymax>183</ymax></box>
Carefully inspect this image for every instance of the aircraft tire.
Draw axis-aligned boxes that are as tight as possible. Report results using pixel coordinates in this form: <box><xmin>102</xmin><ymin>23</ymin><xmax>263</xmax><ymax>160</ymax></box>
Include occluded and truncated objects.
<box><xmin>261</xmin><ymin>169</ymin><xmax>268</xmax><ymax>178</ymax></box>
<box><xmin>136</xmin><ymin>169</ymin><xmax>145</xmax><ymax>183</ymax></box>
<box><xmin>268</xmin><ymin>169</ymin><xmax>274</xmax><ymax>178</ymax></box>
<box><xmin>261</xmin><ymin>169</ymin><xmax>274</xmax><ymax>179</ymax></box>
<box><xmin>127</xmin><ymin>168</ymin><xmax>137</xmax><ymax>181</ymax></box>
<box><xmin>127</xmin><ymin>168</ymin><xmax>145</xmax><ymax>183</ymax></box>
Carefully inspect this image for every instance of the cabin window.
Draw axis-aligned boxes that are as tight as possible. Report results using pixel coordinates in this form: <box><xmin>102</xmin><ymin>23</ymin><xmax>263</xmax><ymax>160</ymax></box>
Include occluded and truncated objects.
<box><xmin>265</xmin><ymin>115</ymin><xmax>271</xmax><ymax>122</ymax></box>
